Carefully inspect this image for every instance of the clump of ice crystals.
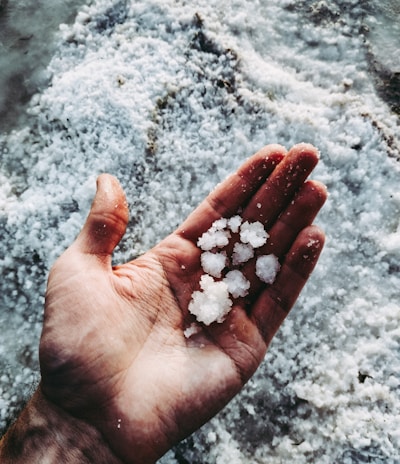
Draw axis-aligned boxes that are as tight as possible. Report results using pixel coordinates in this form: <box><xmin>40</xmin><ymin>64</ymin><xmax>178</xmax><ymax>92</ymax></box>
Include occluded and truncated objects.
<box><xmin>200</xmin><ymin>251</ymin><xmax>227</xmax><ymax>278</ymax></box>
<box><xmin>256</xmin><ymin>254</ymin><xmax>281</xmax><ymax>284</ymax></box>
<box><xmin>223</xmin><ymin>270</ymin><xmax>251</xmax><ymax>298</ymax></box>
<box><xmin>197</xmin><ymin>218</ymin><xmax>231</xmax><ymax>250</ymax></box>
<box><xmin>240</xmin><ymin>221</ymin><xmax>269</xmax><ymax>248</ymax></box>
<box><xmin>188</xmin><ymin>275</ymin><xmax>232</xmax><ymax>325</ymax></box>
<box><xmin>232</xmin><ymin>242</ymin><xmax>254</xmax><ymax>266</ymax></box>
<box><xmin>227</xmin><ymin>215</ymin><xmax>242</xmax><ymax>233</ymax></box>
<box><xmin>187</xmin><ymin>216</ymin><xmax>280</xmax><ymax>328</ymax></box>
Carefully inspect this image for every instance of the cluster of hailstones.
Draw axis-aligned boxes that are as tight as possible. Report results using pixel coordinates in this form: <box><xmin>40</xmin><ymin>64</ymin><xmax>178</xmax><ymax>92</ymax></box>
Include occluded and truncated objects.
<box><xmin>187</xmin><ymin>215</ymin><xmax>280</xmax><ymax>329</ymax></box>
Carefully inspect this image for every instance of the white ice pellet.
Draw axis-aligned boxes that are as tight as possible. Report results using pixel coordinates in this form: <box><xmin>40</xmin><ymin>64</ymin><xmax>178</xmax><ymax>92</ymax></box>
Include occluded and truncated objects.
<box><xmin>188</xmin><ymin>275</ymin><xmax>233</xmax><ymax>325</ymax></box>
<box><xmin>255</xmin><ymin>254</ymin><xmax>281</xmax><ymax>284</ymax></box>
<box><xmin>190</xmin><ymin>216</ymin><xmax>275</xmax><ymax>324</ymax></box>
<box><xmin>201</xmin><ymin>251</ymin><xmax>227</xmax><ymax>278</ymax></box>
<box><xmin>232</xmin><ymin>242</ymin><xmax>254</xmax><ymax>265</ymax></box>
<box><xmin>227</xmin><ymin>215</ymin><xmax>242</xmax><ymax>233</ymax></box>
<box><xmin>197</xmin><ymin>229</ymin><xmax>231</xmax><ymax>251</ymax></box>
<box><xmin>240</xmin><ymin>221</ymin><xmax>269</xmax><ymax>248</ymax></box>
<box><xmin>212</xmin><ymin>218</ymin><xmax>228</xmax><ymax>230</ymax></box>
<box><xmin>183</xmin><ymin>322</ymin><xmax>201</xmax><ymax>339</ymax></box>
<box><xmin>223</xmin><ymin>270</ymin><xmax>250</xmax><ymax>298</ymax></box>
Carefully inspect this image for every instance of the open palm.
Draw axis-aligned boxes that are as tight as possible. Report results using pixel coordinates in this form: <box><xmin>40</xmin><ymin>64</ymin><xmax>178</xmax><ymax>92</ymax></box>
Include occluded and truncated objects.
<box><xmin>39</xmin><ymin>144</ymin><xmax>326</xmax><ymax>463</ymax></box>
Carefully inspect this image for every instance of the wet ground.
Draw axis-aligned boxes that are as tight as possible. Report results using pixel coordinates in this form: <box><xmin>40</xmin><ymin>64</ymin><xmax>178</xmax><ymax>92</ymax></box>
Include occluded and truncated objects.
<box><xmin>0</xmin><ymin>0</ymin><xmax>91</xmax><ymax>131</ymax></box>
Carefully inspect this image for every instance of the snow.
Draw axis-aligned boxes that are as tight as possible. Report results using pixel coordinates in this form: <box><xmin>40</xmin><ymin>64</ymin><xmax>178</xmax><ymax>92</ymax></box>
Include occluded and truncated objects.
<box><xmin>190</xmin><ymin>216</ymin><xmax>274</xmax><ymax>324</ymax></box>
<box><xmin>198</xmin><ymin>225</ymin><xmax>231</xmax><ymax>251</ymax></box>
<box><xmin>200</xmin><ymin>251</ymin><xmax>227</xmax><ymax>278</ymax></box>
<box><xmin>239</xmin><ymin>221</ymin><xmax>269</xmax><ymax>248</ymax></box>
<box><xmin>223</xmin><ymin>270</ymin><xmax>250</xmax><ymax>299</ymax></box>
<box><xmin>188</xmin><ymin>275</ymin><xmax>232</xmax><ymax>326</ymax></box>
<box><xmin>232</xmin><ymin>242</ymin><xmax>254</xmax><ymax>266</ymax></box>
<box><xmin>227</xmin><ymin>215</ymin><xmax>242</xmax><ymax>234</ymax></box>
<box><xmin>183</xmin><ymin>322</ymin><xmax>201</xmax><ymax>339</ymax></box>
<box><xmin>1</xmin><ymin>0</ymin><xmax>400</xmax><ymax>462</ymax></box>
<box><xmin>255</xmin><ymin>255</ymin><xmax>281</xmax><ymax>285</ymax></box>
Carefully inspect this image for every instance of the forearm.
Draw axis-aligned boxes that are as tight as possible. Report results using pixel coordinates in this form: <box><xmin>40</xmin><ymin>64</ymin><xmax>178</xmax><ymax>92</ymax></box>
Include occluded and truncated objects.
<box><xmin>0</xmin><ymin>386</ymin><xmax>122</xmax><ymax>464</ymax></box>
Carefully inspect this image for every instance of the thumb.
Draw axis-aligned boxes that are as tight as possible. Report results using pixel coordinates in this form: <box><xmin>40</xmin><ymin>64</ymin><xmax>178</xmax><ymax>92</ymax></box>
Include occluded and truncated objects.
<box><xmin>72</xmin><ymin>174</ymin><xmax>129</xmax><ymax>260</ymax></box>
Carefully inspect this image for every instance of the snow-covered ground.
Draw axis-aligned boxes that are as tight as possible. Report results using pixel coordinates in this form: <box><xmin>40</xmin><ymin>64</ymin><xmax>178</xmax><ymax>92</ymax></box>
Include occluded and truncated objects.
<box><xmin>0</xmin><ymin>0</ymin><xmax>399</xmax><ymax>462</ymax></box>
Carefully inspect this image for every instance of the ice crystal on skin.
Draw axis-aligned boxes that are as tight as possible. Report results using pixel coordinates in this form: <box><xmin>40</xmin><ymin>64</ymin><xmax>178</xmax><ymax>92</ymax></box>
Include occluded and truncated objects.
<box><xmin>232</xmin><ymin>242</ymin><xmax>254</xmax><ymax>266</ymax></box>
<box><xmin>189</xmin><ymin>215</ymin><xmax>280</xmax><ymax>326</ymax></box>
<box><xmin>256</xmin><ymin>254</ymin><xmax>281</xmax><ymax>284</ymax></box>
<box><xmin>239</xmin><ymin>221</ymin><xmax>269</xmax><ymax>248</ymax></box>
<box><xmin>223</xmin><ymin>270</ymin><xmax>250</xmax><ymax>298</ymax></box>
<box><xmin>201</xmin><ymin>251</ymin><xmax>227</xmax><ymax>278</ymax></box>
<box><xmin>188</xmin><ymin>275</ymin><xmax>233</xmax><ymax>326</ymax></box>
<box><xmin>197</xmin><ymin>222</ymin><xmax>231</xmax><ymax>250</ymax></box>
<box><xmin>212</xmin><ymin>218</ymin><xmax>228</xmax><ymax>230</ymax></box>
<box><xmin>227</xmin><ymin>215</ymin><xmax>242</xmax><ymax>233</ymax></box>
<box><xmin>183</xmin><ymin>322</ymin><xmax>201</xmax><ymax>339</ymax></box>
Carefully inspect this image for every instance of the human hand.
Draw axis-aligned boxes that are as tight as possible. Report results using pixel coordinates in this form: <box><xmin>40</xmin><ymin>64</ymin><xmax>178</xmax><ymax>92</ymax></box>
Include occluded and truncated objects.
<box><xmin>39</xmin><ymin>144</ymin><xmax>326</xmax><ymax>463</ymax></box>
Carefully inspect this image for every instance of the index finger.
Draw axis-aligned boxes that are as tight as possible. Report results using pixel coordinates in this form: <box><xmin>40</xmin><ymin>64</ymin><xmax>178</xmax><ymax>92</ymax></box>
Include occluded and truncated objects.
<box><xmin>177</xmin><ymin>144</ymin><xmax>286</xmax><ymax>243</ymax></box>
<box><xmin>243</xmin><ymin>143</ymin><xmax>320</xmax><ymax>227</ymax></box>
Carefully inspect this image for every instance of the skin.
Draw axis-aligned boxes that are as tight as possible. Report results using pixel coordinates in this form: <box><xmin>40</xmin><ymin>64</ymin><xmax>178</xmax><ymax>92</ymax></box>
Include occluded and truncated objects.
<box><xmin>0</xmin><ymin>143</ymin><xmax>327</xmax><ymax>463</ymax></box>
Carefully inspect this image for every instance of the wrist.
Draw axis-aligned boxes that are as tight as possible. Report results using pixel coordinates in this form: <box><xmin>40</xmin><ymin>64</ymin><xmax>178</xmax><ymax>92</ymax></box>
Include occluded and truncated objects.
<box><xmin>0</xmin><ymin>386</ymin><xmax>123</xmax><ymax>464</ymax></box>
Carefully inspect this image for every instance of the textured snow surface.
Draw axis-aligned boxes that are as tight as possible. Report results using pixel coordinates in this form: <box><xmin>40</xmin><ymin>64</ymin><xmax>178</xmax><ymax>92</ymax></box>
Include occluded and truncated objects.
<box><xmin>1</xmin><ymin>0</ymin><xmax>400</xmax><ymax>462</ymax></box>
